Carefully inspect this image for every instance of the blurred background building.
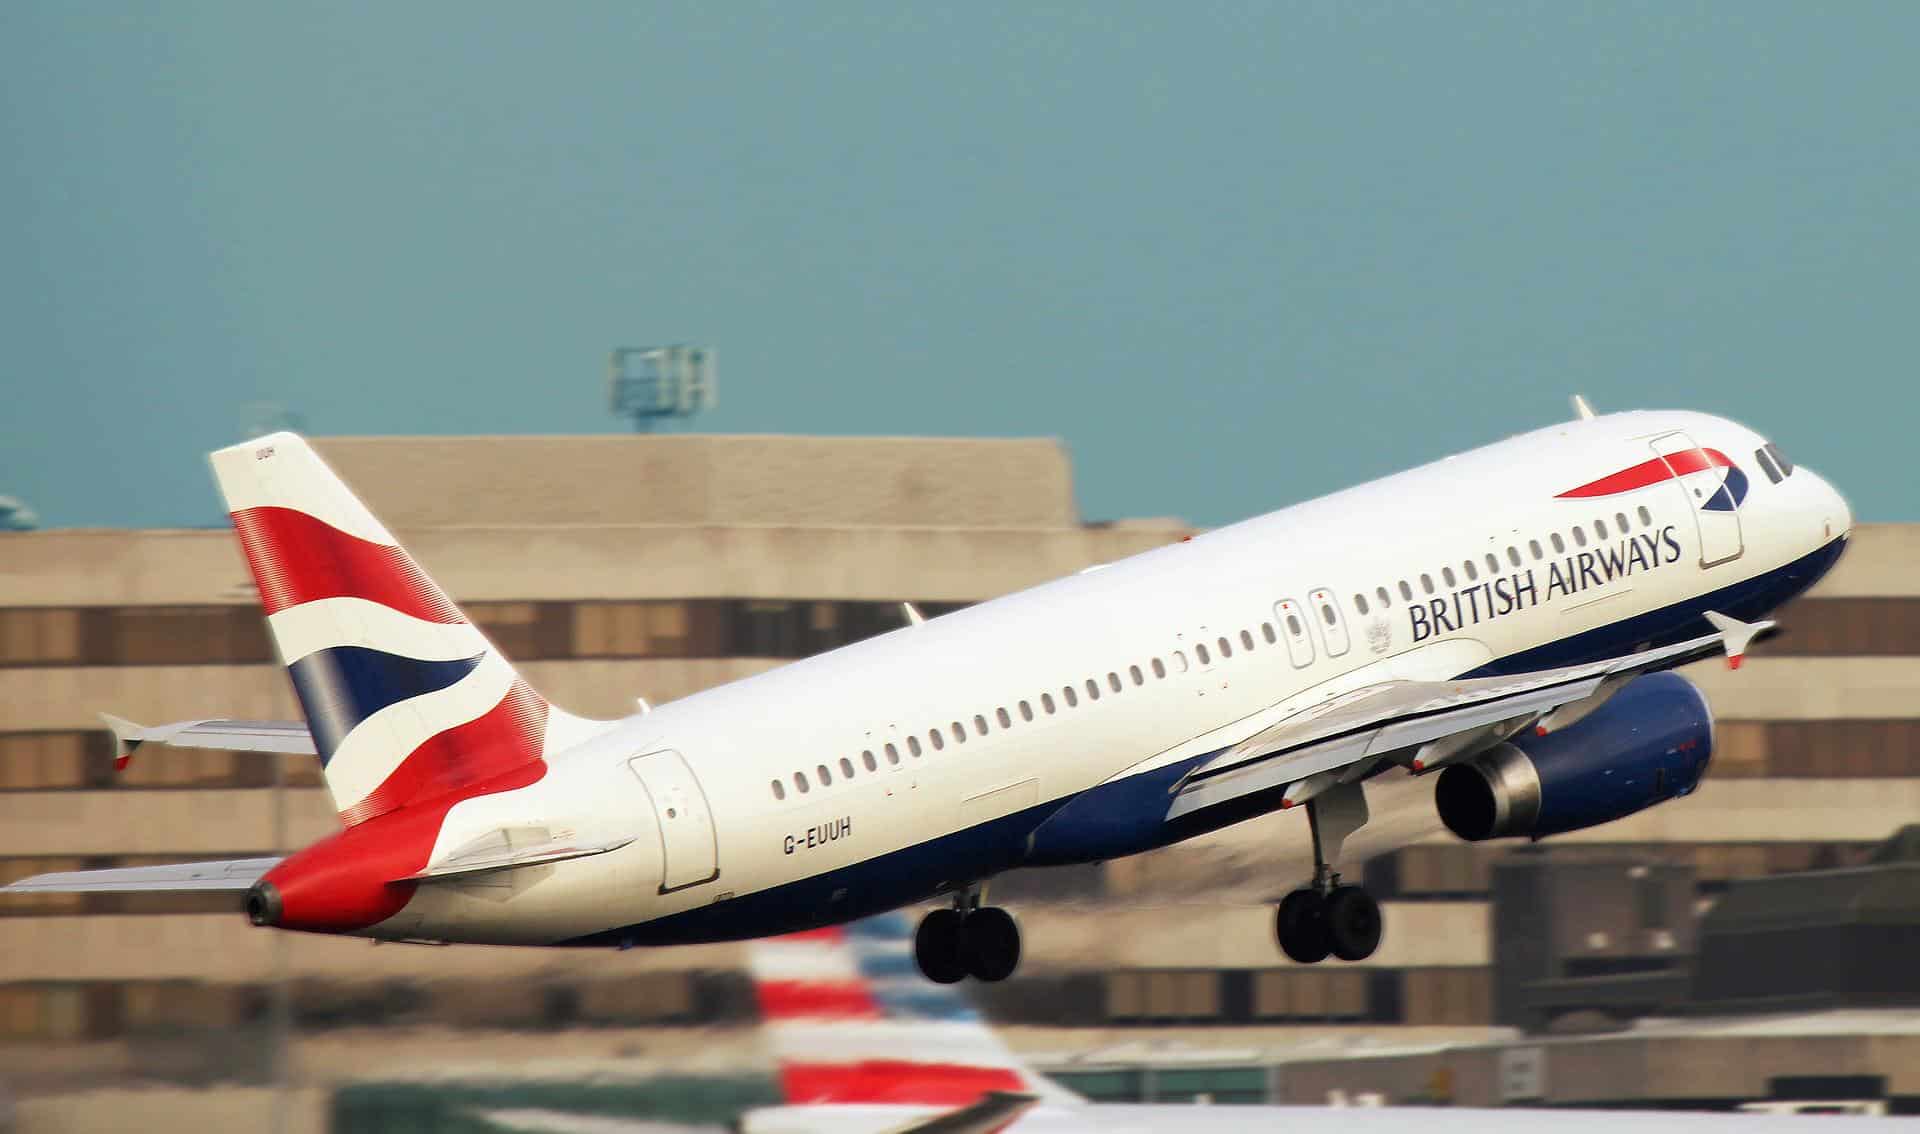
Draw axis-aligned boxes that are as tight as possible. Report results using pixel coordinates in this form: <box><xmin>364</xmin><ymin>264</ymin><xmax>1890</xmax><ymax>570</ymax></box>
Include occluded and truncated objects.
<box><xmin>1</xmin><ymin>432</ymin><xmax>1917</xmax><ymax>1128</ymax></box>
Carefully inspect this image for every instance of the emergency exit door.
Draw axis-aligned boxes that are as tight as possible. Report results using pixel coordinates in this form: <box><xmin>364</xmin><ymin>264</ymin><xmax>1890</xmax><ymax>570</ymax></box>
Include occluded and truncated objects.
<box><xmin>627</xmin><ymin>750</ymin><xmax>719</xmax><ymax>893</ymax></box>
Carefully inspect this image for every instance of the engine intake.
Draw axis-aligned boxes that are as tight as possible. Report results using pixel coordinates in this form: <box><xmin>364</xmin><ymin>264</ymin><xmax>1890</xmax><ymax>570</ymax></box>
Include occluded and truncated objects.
<box><xmin>1435</xmin><ymin>671</ymin><xmax>1713</xmax><ymax>841</ymax></box>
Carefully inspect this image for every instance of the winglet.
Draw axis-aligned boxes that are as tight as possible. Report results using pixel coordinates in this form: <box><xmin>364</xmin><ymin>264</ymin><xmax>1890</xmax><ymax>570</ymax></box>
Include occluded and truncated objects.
<box><xmin>1572</xmin><ymin>394</ymin><xmax>1597</xmax><ymax>420</ymax></box>
<box><xmin>98</xmin><ymin>713</ymin><xmax>147</xmax><ymax>771</ymax></box>
<box><xmin>901</xmin><ymin>602</ymin><xmax>927</xmax><ymax>626</ymax></box>
<box><xmin>1703</xmin><ymin>610</ymin><xmax>1772</xmax><ymax>671</ymax></box>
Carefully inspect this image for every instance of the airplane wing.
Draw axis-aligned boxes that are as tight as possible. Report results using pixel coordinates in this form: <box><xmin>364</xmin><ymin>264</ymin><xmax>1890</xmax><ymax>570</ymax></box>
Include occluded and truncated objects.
<box><xmin>3</xmin><ymin>857</ymin><xmax>280</xmax><ymax>893</ymax></box>
<box><xmin>100</xmin><ymin>713</ymin><xmax>315</xmax><ymax>770</ymax></box>
<box><xmin>1168</xmin><ymin>614</ymin><xmax>1769</xmax><ymax>822</ymax></box>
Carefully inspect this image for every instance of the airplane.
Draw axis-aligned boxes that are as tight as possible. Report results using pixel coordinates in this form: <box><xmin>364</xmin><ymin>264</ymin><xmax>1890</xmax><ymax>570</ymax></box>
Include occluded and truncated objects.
<box><xmin>7</xmin><ymin>405</ymin><xmax>1852</xmax><ymax>986</ymax></box>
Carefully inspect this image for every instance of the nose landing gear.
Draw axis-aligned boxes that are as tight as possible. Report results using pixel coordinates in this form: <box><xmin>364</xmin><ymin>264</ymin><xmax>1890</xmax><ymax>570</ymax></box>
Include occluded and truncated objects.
<box><xmin>913</xmin><ymin>889</ymin><xmax>1021</xmax><ymax>984</ymax></box>
<box><xmin>1275</xmin><ymin>781</ymin><xmax>1383</xmax><ymax>964</ymax></box>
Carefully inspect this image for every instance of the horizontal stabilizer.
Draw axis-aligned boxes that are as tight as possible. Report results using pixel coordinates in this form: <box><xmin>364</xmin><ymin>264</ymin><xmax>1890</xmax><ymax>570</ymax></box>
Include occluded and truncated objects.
<box><xmin>406</xmin><ymin>827</ymin><xmax>634</xmax><ymax>882</ymax></box>
<box><xmin>4</xmin><ymin>857</ymin><xmax>280</xmax><ymax>893</ymax></box>
<box><xmin>101</xmin><ymin>713</ymin><xmax>315</xmax><ymax>771</ymax></box>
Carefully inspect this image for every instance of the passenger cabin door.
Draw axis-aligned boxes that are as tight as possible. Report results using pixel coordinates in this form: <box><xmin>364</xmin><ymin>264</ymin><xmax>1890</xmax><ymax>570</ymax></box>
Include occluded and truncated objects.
<box><xmin>1649</xmin><ymin>432</ymin><xmax>1744</xmax><ymax>569</ymax></box>
<box><xmin>627</xmin><ymin>749</ymin><xmax>720</xmax><ymax>893</ymax></box>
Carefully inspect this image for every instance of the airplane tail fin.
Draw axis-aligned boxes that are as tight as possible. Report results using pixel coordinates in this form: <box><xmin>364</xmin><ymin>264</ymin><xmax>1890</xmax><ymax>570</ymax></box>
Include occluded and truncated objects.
<box><xmin>746</xmin><ymin>912</ymin><xmax>1079</xmax><ymax>1107</ymax></box>
<box><xmin>208</xmin><ymin>433</ymin><xmax>605</xmax><ymax>826</ymax></box>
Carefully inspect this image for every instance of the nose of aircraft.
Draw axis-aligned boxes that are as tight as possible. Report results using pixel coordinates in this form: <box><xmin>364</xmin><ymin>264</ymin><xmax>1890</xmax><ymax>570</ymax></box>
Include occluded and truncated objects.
<box><xmin>1810</xmin><ymin>468</ymin><xmax>1852</xmax><ymax>544</ymax></box>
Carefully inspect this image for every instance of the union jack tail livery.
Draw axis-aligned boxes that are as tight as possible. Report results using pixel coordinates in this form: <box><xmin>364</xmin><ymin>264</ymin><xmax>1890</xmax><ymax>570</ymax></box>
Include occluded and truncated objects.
<box><xmin>210</xmin><ymin>433</ymin><xmax>602</xmax><ymax>826</ymax></box>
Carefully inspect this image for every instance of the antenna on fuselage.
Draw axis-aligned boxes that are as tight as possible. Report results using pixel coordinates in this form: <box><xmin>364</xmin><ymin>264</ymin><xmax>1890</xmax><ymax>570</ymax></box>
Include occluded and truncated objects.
<box><xmin>901</xmin><ymin>602</ymin><xmax>926</xmax><ymax>626</ymax></box>
<box><xmin>1571</xmin><ymin>394</ymin><xmax>1597</xmax><ymax>420</ymax></box>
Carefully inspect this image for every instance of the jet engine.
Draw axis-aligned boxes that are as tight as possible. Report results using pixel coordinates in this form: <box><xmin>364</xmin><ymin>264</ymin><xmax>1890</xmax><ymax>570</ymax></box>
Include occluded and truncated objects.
<box><xmin>1434</xmin><ymin>671</ymin><xmax>1712</xmax><ymax>841</ymax></box>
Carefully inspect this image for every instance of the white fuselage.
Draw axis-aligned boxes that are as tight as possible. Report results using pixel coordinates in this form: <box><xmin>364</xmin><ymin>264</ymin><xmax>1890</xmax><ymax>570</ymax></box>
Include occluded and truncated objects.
<box><xmin>377</xmin><ymin>410</ymin><xmax>1850</xmax><ymax>945</ymax></box>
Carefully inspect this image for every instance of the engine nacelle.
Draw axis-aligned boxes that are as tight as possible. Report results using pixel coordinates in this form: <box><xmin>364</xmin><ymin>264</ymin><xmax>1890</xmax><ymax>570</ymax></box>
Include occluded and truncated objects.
<box><xmin>1435</xmin><ymin>671</ymin><xmax>1712</xmax><ymax>841</ymax></box>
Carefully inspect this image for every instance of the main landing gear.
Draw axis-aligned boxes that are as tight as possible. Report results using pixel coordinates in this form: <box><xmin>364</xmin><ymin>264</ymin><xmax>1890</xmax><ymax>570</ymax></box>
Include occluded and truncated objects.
<box><xmin>914</xmin><ymin>889</ymin><xmax>1020</xmax><ymax>984</ymax></box>
<box><xmin>1276</xmin><ymin>781</ymin><xmax>1383</xmax><ymax>964</ymax></box>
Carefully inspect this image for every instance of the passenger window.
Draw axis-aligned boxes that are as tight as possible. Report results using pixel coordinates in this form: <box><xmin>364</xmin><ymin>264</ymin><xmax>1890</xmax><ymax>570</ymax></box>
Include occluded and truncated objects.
<box><xmin>951</xmin><ymin>722</ymin><xmax>966</xmax><ymax>743</ymax></box>
<box><xmin>1240</xmin><ymin>629</ymin><xmax>1254</xmax><ymax>650</ymax></box>
<box><xmin>1151</xmin><ymin>657</ymin><xmax>1167</xmax><ymax>679</ymax></box>
<box><xmin>1594</xmin><ymin>519</ymin><xmax>1608</xmax><ymax>539</ymax></box>
<box><xmin>1551</xmin><ymin>533</ymin><xmax>1566</xmax><ymax>554</ymax></box>
<box><xmin>1086</xmin><ymin>679</ymin><xmax>1101</xmax><ymax>700</ymax></box>
<box><xmin>1529</xmin><ymin>539</ymin><xmax>1543</xmax><ymax>559</ymax></box>
<box><xmin>839</xmin><ymin>757</ymin><xmax>855</xmax><ymax>778</ymax></box>
<box><xmin>771</xmin><ymin>779</ymin><xmax>786</xmax><ymax>800</ymax></box>
<box><xmin>1420</xmin><ymin>574</ymin><xmax>1434</xmax><ymax>594</ymax></box>
<box><xmin>1507</xmin><ymin>547</ymin><xmax>1522</xmax><ymax>568</ymax></box>
<box><xmin>817</xmin><ymin>764</ymin><xmax>832</xmax><ymax>786</ymax></box>
<box><xmin>863</xmin><ymin>749</ymin><xmax>878</xmax><ymax>771</ymax></box>
<box><xmin>1217</xmin><ymin>637</ymin><xmax>1232</xmax><ymax>658</ymax></box>
<box><xmin>1019</xmin><ymin>701</ymin><xmax>1033</xmax><ymax>721</ymax></box>
<box><xmin>1130</xmin><ymin>664</ymin><xmax>1144</xmax><ymax>685</ymax></box>
<box><xmin>1042</xmin><ymin>692</ymin><xmax>1057</xmax><ymax>714</ymax></box>
<box><xmin>1615</xmin><ymin>512</ymin><xmax>1629</xmax><ymax>533</ymax></box>
<box><xmin>930</xmin><ymin>730</ymin><xmax>944</xmax><ymax>751</ymax></box>
<box><xmin>1573</xmin><ymin>526</ymin><xmax>1588</xmax><ymax>547</ymax></box>
<box><xmin>1399</xmin><ymin>580</ymin><xmax>1413</xmax><ymax>601</ymax></box>
<box><xmin>1354</xmin><ymin>593</ymin><xmax>1369</xmax><ymax>615</ymax></box>
<box><xmin>1376</xmin><ymin>586</ymin><xmax>1391</xmax><ymax>608</ymax></box>
<box><xmin>1462</xmin><ymin>561</ymin><xmax>1477</xmax><ymax>582</ymax></box>
<box><xmin>998</xmin><ymin>707</ymin><xmax>1012</xmax><ymax>728</ymax></box>
<box><xmin>1637</xmin><ymin>506</ymin><xmax>1652</xmax><ymax>527</ymax></box>
<box><xmin>1105</xmin><ymin>672</ymin><xmax>1120</xmax><ymax>692</ymax></box>
<box><xmin>1196</xmin><ymin>643</ymin><xmax>1212</xmax><ymax>665</ymax></box>
<box><xmin>1263</xmin><ymin>622</ymin><xmax>1278</xmax><ymax>643</ymax></box>
<box><xmin>1442</xmin><ymin>566</ymin><xmax>1457</xmax><ymax>588</ymax></box>
<box><xmin>795</xmin><ymin>772</ymin><xmax>810</xmax><ymax>793</ymax></box>
<box><xmin>886</xmin><ymin>742</ymin><xmax>900</xmax><ymax>765</ymax></box>
<box><xmin>908</xmin><ymin>736</ymin><xmax>922</xmax><ymax>757</ymax></box>
<box><xmin>1063</xmin><ymin>685</ymin><xmax>1079</xmax><ymax>708</ymax></box>
<box><xmin>1273</xmin><ymin>599</ymin><xmax>1317</xmax><ymax>667</ymax></box>
<box><xmin>974</xmin><ymin>714</ymin><xmax>988</xmax><ymax>736</ymax></box>
<box><xmin>1486</xmin><ymin>554</ymin><xmax>1500</xmax><ymax>574</ymax></box>
<box><xmin>1173</xmin><ymin>650</ymin><xmax>1189</xmax><ymax>672</ymax></box>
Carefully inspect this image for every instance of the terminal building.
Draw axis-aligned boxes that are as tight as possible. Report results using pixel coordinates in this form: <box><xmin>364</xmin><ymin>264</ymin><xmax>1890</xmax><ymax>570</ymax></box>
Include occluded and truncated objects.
<box><xmin>2</xmin><ymin>432</ymin><xmax>1917</xmax><ymax>1119</ymax></box>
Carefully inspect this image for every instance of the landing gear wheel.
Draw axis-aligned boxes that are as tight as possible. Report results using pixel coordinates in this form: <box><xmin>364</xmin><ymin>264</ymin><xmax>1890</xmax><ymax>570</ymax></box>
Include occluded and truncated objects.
<box><xmin>1275</xmin><ymin>888</ymin><xmax>1331</xmax><ymax>964</ymax></box>
<box><xmin>1324</xmin><ymin>885</ymin><xmax>1382</xmax><ymax>962</ymax></box>
<box><xmin>914</xmin><ymin>908</ymin><xmax>967</xmax><ymax>984</ymax></box>
<box><xmin>961</xmin><ymin>906</ymin><xmax>1021</xmax><ymax>983</ymax></box>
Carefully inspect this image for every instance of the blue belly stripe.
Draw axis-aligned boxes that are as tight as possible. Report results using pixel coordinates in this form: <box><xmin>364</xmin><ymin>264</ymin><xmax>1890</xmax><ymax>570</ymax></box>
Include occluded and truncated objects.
<box><xmin>287</xmin><ymin>647</ymin><xmax>484</xmax><ymax>762</ymax></box>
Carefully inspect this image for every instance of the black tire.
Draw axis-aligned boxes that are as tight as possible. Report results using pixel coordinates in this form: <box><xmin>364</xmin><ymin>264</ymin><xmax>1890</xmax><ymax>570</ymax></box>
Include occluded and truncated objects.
<box><xmin>1324</xmin><ymin>885</ymin><xmax>1383</xmax><ymax>962</ymax></box>
<box><xmin>961</xmin><ymin>906</ymin><xmax>1021</xmax><ymax>983</ymax></box>
<box><xmin>915</xmin><ymin>908</ymin><xmax>968</xmax><ymax>984</ymax></box>
<box><xmin>1275</xmin><ymin>888</ymin><xmax>1330</xmax><ymax>964</ymax></box>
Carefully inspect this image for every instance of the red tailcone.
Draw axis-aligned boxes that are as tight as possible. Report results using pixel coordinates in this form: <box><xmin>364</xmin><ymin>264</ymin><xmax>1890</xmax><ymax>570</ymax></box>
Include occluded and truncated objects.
<box><xmin>251</xmin><ymin>763</ymin><xmax>544</xmax><ymax>934</ymax></box>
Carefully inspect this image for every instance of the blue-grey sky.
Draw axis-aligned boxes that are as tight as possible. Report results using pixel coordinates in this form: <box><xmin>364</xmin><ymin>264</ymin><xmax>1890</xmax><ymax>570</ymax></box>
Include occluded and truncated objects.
<box><xmin>2</xmin><ymin>2</ymin><xmax>1914</xmax><ymax>529</ymax></box>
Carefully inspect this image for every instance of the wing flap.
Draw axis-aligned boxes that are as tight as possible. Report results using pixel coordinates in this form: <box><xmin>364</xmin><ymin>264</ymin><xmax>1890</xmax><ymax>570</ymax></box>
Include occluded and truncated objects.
<box><xmin>4</xmin><ymin>857</ymin><xmax>280</xmax><ymax>893</ymax></box>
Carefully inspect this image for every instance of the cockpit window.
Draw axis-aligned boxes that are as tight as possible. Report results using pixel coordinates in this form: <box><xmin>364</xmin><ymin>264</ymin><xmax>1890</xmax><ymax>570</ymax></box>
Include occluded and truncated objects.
<box><xmin>1755</xmin><ymin>447</ymin><xmax>1784</xmax><ymax>485</ymax></box>
<box><xmin>1764</xmin><ymin>442</ymin><xmax>1794</xmax><ymax>477</ymax></box>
